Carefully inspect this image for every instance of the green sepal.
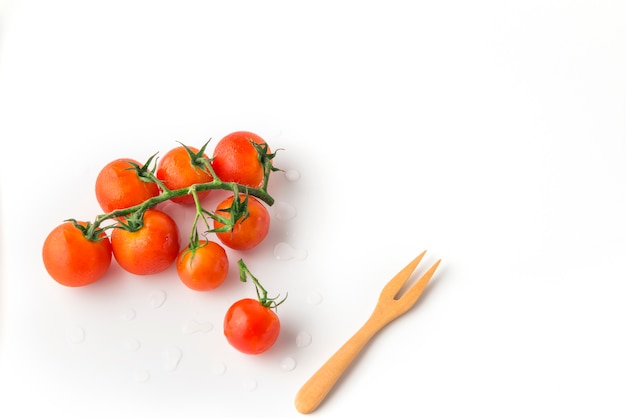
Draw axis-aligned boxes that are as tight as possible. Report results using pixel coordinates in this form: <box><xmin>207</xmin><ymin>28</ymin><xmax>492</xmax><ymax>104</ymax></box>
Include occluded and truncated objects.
<box><xmin>250</xmin><ymin>140</ymin><xmax>283</xmax><ymax>191</ymax></box>
<box><xmin>124</xmin><ymin>153</ymin><xmax>159</xmax><ymax>184</ymax></box>
<box><xmin>64</xmin><ymin>218</ymin><xmax>108</xmax><ymax>242</ymax></box>
<box><xmin>206</xmin><ymin>191</ymin><xmax>250</xmax><ymax>234</ymax></box>
<box><xmin>114</xmin><ymin>210</ymin><xmax>145</xmax><ymax>232</ymax></box>
<box><xmin>178</xmin><ymin>139</ymin><xmax>214</xmax><ymax>173</ymax></box>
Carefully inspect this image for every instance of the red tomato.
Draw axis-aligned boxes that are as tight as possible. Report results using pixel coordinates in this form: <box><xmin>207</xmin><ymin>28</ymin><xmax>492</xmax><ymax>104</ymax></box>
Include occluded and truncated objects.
<box><xmin>213</xmin><ymin>194</ymin><xmax>270</xmax><ymax>251</ymax></box>
<box><xmin>42</xmin><ymin>221</ymin><xmax>112</xmax><ymax>287</ymax></box>
<box><xmin>156</xmin><ymin>144</ymin><xmax>213</xmax><ymax>205</ymax></box>
<box><xmin>95</xmin><ymin>158</ymin><xmax>160</xmax><ymax>213</ymax></box>
<box><xmin>111</xmin><ymin>209</ymin><xmax>180</xmax><ymax>275</ymax></box>
<box><xmin>176</xmin><ymin>240</ymin><xmax>229</xmax><ymax>291</ymax></box>
<box><xmin>223</xmin><ymin>298</ymin><xmax>281</xmax><ymax>354</ymax></box>
<box><xmin>211</xmin><ymin>131</ymin><xmax>269</xmax><ymax>188</ymax></box>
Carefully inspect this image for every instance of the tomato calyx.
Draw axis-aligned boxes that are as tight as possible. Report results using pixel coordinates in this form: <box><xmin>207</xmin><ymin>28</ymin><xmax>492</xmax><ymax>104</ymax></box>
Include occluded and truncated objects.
<box><xmin>178</xmin><ymin>238</ymin><xmax>201</xmax><ymax>264</ymax></box>
<box><xmin>179</xmin><ymin>139</ymin><xmax>216</xmax><ymax>177</ymax></box>
<box><xmin>208</xmin><ymin>189</ymin><xmax>250</xmax><ymax>234</ymax></box>
<box><xmin>124</xmin><ymin>152</ymin><xmax>161</xmax><ymax>184</ymax></box>
<box><xmin>250</xmin><ymin>140</ymin><xmax>283</xmax><ymax>192</ymax></box>
<box><xmin>65</xmin><ymin>218</ymin><xmax>109</xmax><ymax>242</ymax></box>
<box><xmin>237</xmin><ymin>259</ymin><xmax>287</xmax><ymax>310</ymax></box>
<box><xmin>114</xmin><ymin>210</ymin><xmax>146</xmax><ymax>232</ymax></box>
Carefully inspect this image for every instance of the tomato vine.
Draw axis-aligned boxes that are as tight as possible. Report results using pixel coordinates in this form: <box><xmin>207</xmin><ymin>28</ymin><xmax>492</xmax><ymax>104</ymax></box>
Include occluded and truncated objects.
<box><xmin>86</xmin><ymin>139</ymin><xmax>279</xmax><ymax>238</ymax></box>
<box><xmin>44</xmin><ymin>133</ymin><xmax>288</xmax><ymax>354</ymax></box>
<box><xmin>47</xmin><ymin>135</ymin><xmax>282</xmax><ymax>288</ymax></box>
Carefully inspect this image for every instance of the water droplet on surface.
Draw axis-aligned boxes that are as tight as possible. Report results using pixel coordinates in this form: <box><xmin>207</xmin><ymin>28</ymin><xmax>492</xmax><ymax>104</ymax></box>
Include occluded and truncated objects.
<box><xmin>119</xmin><ymin>308</ymin><xmax>136</xmax><ymax>321</ymax></box>
<box><xmin>274</xmin><ymin>242</ymin><xmax>307</xmax><ymax>261</ymax></box>
<box><xmin>162</xmin><ymin>346</ymin><xmax>183</xmax><ymax>372</ymax></box>
<box><xmin>306</xmin><ymin>291</ymin><xmax>323</xmax><ymax>305</ymax></box>
<box><xmin>182</xmin><ymin>319</ymin><xmax>214</xmax><ymax>334</ymax></box>
<box><xmin>123</xmin><ymin>338</ymin><xmax>141</xmax><ymax>352</ymax></box>
<box><xmin>280</xmin><ymin>356</ymin><xmax>297</xmax><ymax>371</ymax></box>
<box><xmin>274</xmin><ymin>201</ymin><xmax>297</xmax><ymax>222</ymax></box>
<box><xmin>149</xmin><ymin>289</ymin><xmax>167</xmax><ymax>308</ymax></box>
<box><xmin>133</xmin><ymin>369</ymin><xmax>150</xmax><ymax>383</ymax></box>
<box><xmin>66</xmin><ymin>325</ymin><xmax>85</xmax><ymax>344</ymax></box>
<box><xmin>285</xmin><ymin>170</ymin><xmax>300</xmax><ymax>182</ymax></box>
<box><xmin>296</xmin><ymin>331</ymin><xmax>312</xmax><ymax>348</ymax></box>
<box><xmin>211</xmin><ymin>362</ymin><xmax>227</xmax><ymax>376</ymax></box>
<box><xmin>241</xmin><ymin>377</ymin><xmax>258</xmax><ymax>392</ymax></box>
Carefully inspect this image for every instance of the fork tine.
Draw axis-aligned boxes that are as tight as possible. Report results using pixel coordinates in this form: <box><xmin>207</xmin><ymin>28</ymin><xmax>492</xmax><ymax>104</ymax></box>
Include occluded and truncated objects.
<box><xmin>401</xmin><ymin>259</ymin><xmax>441</xmax><ymax>303</ymax></box>
<box><xmin>381</xmin><ymin>251</ymin><xmax>427</xmax><ymax>298</ymax></box>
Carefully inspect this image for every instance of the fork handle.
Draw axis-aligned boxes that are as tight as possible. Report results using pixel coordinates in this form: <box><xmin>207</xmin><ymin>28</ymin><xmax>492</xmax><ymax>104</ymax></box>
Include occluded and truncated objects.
<box><xmin>294</xmin><ymin>315</ymin><xmax>388</xmax><ymax>414</ymax></box>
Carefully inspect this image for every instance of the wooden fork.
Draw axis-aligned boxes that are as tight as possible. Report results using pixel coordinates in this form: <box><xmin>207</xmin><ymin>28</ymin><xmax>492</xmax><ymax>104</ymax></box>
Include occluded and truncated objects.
<box><xmin>294</xmin><ymin>251</ymin><xmax>441</xmax><ymax>414</ymax></box>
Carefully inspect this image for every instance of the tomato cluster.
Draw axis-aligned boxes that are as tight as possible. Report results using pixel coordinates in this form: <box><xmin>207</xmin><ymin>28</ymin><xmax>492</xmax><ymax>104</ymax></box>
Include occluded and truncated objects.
<box><xmin>41</xmin><ymin>130</ymin><xmax>286</xmax><ymax>354</ymax></box>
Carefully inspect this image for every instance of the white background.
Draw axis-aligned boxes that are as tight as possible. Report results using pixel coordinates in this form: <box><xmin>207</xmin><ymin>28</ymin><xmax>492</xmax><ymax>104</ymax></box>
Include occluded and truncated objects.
<box><xmin>1</xmin><ymin>1</ymin><xmax>625</xmax><ymax>417</ymax></box>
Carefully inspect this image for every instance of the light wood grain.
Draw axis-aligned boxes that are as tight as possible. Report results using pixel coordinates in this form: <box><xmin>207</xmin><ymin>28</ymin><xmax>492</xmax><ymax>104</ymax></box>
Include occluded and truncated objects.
<box><xmin>294</xmin><ymin>253</ymin><xmax>441</xmax><ymax>414</ymax></box>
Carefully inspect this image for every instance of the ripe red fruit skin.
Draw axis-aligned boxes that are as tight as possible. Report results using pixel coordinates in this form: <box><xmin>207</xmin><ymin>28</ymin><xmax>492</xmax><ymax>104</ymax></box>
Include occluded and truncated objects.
<box><xmin>223</xmin><ymin>298</ymin><xmax>281</xmax><ymax>355</ymax></box>
<box><xmin>156</xmin><ymin>145</ymin><xmax>213</xmax><ymax>205</ymax></box>
<box><xmin>95</xmin><ymin>158</ymin><xmax>160</xmax><ymax>212</ymax></box>
<box><xmin>211</xmin><ymin>131</ymin><xmax>268</xmax><ymax>188</ymax></box>
<box><xmin>42</xmin><ymin>222</ymin><xmax>112</xmax><ymax>287</ymax></box>
<box><xmin>111</xmin><ymin>209</ymin><xmax>180</xmax><ymax>275</ymax></box>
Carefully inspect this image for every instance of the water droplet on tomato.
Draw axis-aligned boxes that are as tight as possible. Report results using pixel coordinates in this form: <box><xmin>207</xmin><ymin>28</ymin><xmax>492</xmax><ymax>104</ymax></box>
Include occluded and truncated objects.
<box><xmin>285</xmin><ymin>169</ymin><xmax>300</xmax><ymax>182</ymax></box>
<box><xmin>296</xmin><ymin>331</ymin><xmax>312</xmax><ymax>348</ymax></box>
<box><xmin>66</xmin><ymin>325</ymin><xmax>85</xmax><ymax>344</ymax></box>
<box><xmin>149</xmin><ymin>289</ymin><xmax>167</xmax><ymax>308</ymax></box>
<box><xmin>280</xmin><ymin>356</ymin><xmax>297</xmax><ymax>371</ymax></box>
<box><xmin>274</xmin><ymin>242</ymin><xmax>307</xmax><ymax>261</ymax></box>
<box><xmin>162</xmin><ymin>346</ymin><xmax>183</xmax><ymax>372</ymax></box>
<box><xmin>274</xmin><ymin>201</ymin><xmax>297</xmax><ymax>221</ymax></box>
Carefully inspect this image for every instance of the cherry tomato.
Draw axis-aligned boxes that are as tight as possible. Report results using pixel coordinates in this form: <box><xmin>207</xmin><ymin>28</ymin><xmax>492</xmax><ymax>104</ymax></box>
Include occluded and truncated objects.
<box><xmin>95</xmin><ymin>158</ymin><xmax>160</xmax><ymax>213</ymax></box>
<box><xmin>111</xmin><ymin>209</ymin><xmax>180</xmax><ymax>275</ymax></box>
<box><xmin>176</xmin><ymin>240</ymin><xmax>229</xmax><ymax>291</ymax></box>
<box><xmin>223</xmin><ymin>298</ymin><xmax>281</xmax><ymax>354</ymax></box>
<box><xmin>42</xmin><ymin>221</ymin><xmax>112</xmax><ymax>287</ymax></box>
<box><xmin>156</xmin><ymin>144</ymin><xmax>213</xmax><ymax>205</ymax></box>
<box><xmin>213</xmin><ymin>194</ymin><xmax>270</xmax><ymax>251</ymax></box>
<box><xmin>211</xmin><ymin>131</ymin><xmax>269</xmax><ymax>188</ymax></box>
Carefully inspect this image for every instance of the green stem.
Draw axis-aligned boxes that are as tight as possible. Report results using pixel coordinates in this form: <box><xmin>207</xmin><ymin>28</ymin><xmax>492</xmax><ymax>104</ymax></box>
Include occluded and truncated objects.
<box><xmin>143</xmin><ymin>169</ymin><xmax>171</xmax><ymax>193</ymax></box>
<box><xmin>187</xmin><ymin>188</ymin><xmax>217</xmax><ymax>249</ymax></box>
<box><xmin>87</xmin><ymin>139</ymin><xmax>279</xmax><ymax>237</ymax></box>
<box><xmin>237</xmin><ymin>259</ymin><xmax>287</xmax><ymax>309</ymax></box>
<box><xmin>93</xmin><ymin>180</ymin><xmax>274</xmax><ymax>230</ymax></box>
